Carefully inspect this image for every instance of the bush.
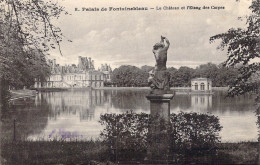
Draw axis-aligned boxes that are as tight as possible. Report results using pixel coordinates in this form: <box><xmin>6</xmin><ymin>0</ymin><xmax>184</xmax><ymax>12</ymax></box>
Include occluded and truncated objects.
<box><xmin>100</xmin><ymin>112</ymin><xmax>149</xmax><ymax>161</ymax></box>
<box><xmin>100</xmin><ymin>111</ymin><xmax>222</xmax><ymax>163</ymax></box>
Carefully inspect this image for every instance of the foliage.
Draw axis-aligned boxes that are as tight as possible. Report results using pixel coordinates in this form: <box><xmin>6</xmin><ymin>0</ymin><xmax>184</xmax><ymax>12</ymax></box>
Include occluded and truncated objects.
<box><xmin>194</xmin><ymin>63</ymin><xmax>218</xmax><ymax>86</ymax></box>
<box><xmin>2</xmin><ymin>140</ymin><xmax>107</xmax><ymax>165</ymax></box>
<box><xmin>100</xmin><ymin>111</ymin><xmax>222</xmax><ymax>163</ymax></box>
<box><xmin>0</xmin><ymin>0</ymin><xmax>67</xmax><ymax>103</ymax></box>
<box><xmin>210</xmin><ymin>0</ymin><xmax>260</xmax><ymax>96</ymax></box>
<box><xmin>170</xmin><ymin>66</ymin><xmax>195</xmax><ymax>87</ymax></box>
<box><xmin>1</xmin><ymin>47</ymin><xmax>50</xmax><ymax>89</ymax></box>
<box><xmin>0</xmin><ymin>0</ymin><xmax>68</xmax><ymax>53</ymax></box>
<box><xmin>2</xmin><ymin>140</ymin><xmax>257</xmax><ymax>165</ymax></box>
<box><xmin>170</xmin><ymin>112</ymin><xmax>222</xmax><ymax>159</ymax></box>
<box><xmin>113</xmin><ymin>64</ymin><xmax>239</xmax><ymax>87</ymax></box>
<box><xmin>111</xmin><ymin>65</ymin><xmax>149</xmax><ymax>87</ymax></box>
<box><xmin>140</xmin><ymin>65</ymin><xmax>154</xmax><ymax>72</ymax></box>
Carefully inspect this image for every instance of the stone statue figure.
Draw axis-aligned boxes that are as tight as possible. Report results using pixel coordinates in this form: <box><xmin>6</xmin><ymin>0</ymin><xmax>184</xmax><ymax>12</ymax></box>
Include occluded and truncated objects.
<box><xmin>148</xmin><ymin>36</ymin><xmax>171</xmax><ymax>94</ymax></box>
<box><xmin>153</xmin><ymin>36</ymin><xmax>170</xmax><ymax>71</ymax></box>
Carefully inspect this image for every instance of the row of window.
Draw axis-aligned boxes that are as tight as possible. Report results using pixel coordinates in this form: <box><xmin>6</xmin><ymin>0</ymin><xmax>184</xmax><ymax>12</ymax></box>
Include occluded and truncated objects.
<box><xmin>44</xmin><ymin>81</ymin><xmax>104</xmax><ymax>88</ymax></box>
<box><xmin>194</xmin><ymin>83</ymin><xmax>210</xmax><ymax>91</ymax></box>
<box><xmin>49</xmin><ymin>74</ymin><xmax>104</xmax><ymax>81</ymax></box>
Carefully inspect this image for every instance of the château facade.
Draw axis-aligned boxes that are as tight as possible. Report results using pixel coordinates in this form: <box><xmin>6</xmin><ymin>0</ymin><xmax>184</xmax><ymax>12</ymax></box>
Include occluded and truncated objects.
<box><xmin>35</xmin><ymin>56</ymin><xmax>107</xmax><ymax>88</ymax></box>
<box><xmin>99</xmin><ymin>63</ymin><xmax>112</xmax><ymax>83</ymax></box>
<box><xmin>191</xmin><ymin>78</ymin><xmax>212</xmax><ymax>92</ymax></box>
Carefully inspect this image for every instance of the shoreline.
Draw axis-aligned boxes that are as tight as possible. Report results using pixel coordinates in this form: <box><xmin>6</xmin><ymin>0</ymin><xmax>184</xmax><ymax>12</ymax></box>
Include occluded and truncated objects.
<box><xmin>7</xmin><ymin>87</ymin><xmax>229</xmax><ymax>102</ymax></box>
<box><xmin>9</xmin><ymin>89</ymin><xmax>37</xmax><ymax>101</ymax></box>
<box><xmin>31</xmin><ymin>86</ymin><xmax>229</xmax><ymax>91</ymax></box>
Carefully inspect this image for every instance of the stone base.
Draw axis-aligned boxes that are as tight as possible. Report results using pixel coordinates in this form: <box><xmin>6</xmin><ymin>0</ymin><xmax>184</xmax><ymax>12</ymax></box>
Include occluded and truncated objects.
<box><xmin>146</xmin><ymin>93</ymin><xmax>175</xmax><ymax>162</ymax></box>
<box><xmin>146</xmin><ymin>93</ymin><xmax>174</xmax><ymax>120</ymax></box>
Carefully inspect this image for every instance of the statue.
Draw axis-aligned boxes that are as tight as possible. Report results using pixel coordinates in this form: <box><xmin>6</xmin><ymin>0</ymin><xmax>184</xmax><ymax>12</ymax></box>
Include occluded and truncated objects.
<box><xmin>148</xmin><ymin>36</ymin><xmax>171</xmax><ymax>94</ymax></box>
<box><xmin>153</xmin><ymin>36</ymin><xmax>170</xmax><ymax>71</ymax></box>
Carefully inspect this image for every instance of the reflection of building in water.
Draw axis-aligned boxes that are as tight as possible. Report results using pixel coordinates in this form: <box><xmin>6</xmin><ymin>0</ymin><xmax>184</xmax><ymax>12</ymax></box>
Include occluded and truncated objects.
<box><xmin>34</xmin><ymin>56</ymin><xmax>105</xmax><ymax>88</ymax></box>
<box><xmin>191</xmin><ymin>94</ymin><xmax>212</xmax><ymax>111</ymax></box>
<box><xmin>40</xmin><ymin>90</ymin><xmax>110</xmax><ymax>121</ymax></box>
<box><xmin>191</xmin><ymin>78</ymin><xmax>212</xmax><ymax>92</ymax></box>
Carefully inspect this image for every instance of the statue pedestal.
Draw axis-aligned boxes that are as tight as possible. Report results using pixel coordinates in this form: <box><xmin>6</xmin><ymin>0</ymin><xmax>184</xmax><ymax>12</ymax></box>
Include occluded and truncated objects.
<box><xmin>146</xmin><ymin>93</ymin><xmax>174</xmax><ymax>163</ymax></box>
<box><xmin>146</xmin><ymin>93</ymin><xmax>174</xmax><ymax>120</ymax></box>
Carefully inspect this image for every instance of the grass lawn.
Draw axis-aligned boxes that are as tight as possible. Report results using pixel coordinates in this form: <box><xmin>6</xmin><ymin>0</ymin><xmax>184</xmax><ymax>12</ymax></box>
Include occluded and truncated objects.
<box><xmin>1</xmin><ymin>140</ymin><xmax>259</xmax><ymax>165</ymax></box>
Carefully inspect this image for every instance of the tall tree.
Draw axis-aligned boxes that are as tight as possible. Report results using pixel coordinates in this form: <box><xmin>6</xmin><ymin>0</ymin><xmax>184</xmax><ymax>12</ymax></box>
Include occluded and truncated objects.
<box><xmin>140</xmin><ymin>65</ymin><xmax>154</xmax><ymax>72</ymax></box>
<box><xmin>215</xmin><ymin>65</ymin><xmax>239</xmax><ymax>87</ymax></box>
<box><xmin>111</xmin><ymin>65</ymin><xmax>149</xmax><ymax>87</ymax></box>
<box><xmin>194</xmin><ymin>63</ymin><xmax>219</xmax><ymax>86</ymax></box>
<box><xmin>210</xmin><ymin>3</ymin><xmax>260</xmax><ymax>162</ymax></box>
<box><xmin>174</xmin><ymin>66</ymin><xmax>195</xmax><ymax>87</ymax></box>
<box><xmin>0</xmin><ymin>0</ymin><xmax>67</xmax><ymax>97</ymax></box>
<box><xmin>210</xmin><ymin>0</ymin><xmax>260</xmax><ymax>96</ymax></box>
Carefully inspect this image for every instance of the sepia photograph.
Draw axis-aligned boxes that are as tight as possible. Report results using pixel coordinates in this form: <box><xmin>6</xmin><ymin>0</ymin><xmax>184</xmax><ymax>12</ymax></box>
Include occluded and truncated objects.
<box><xmin>0</xmin><ymin>0</ymin><xmax>260</xmax><ymax>164</ymax></box>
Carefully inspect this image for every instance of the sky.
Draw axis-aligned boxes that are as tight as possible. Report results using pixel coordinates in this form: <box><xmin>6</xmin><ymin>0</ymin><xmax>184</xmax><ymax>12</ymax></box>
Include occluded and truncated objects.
<box><xmin>48</xmin><ymin>0</ymin><xmax>252</xmax><ymax>69</ymax></box>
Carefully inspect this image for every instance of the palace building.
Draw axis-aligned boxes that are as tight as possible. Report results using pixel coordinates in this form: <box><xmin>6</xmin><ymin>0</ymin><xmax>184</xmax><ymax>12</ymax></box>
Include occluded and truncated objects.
<box><xmin>191</xmin><ymin>78</ymin><xmax>212</xmax><ymax>92</ymax></box>
<box><xmin>34</xmin><ymin>56</ymin><xmax>106</xmax><ymax>88</ymax></box>
<box><xmin>99</xmin><ymin>63</ymin><xmax>112</xmax><ymax>83</ymax></box>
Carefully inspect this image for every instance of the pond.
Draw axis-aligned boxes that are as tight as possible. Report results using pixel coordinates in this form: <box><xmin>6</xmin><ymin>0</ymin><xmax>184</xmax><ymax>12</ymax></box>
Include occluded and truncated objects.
<box><xmin>1</xmin><ymin>89</ymin><xmax>258</xmax><ymax>142</ymax></box>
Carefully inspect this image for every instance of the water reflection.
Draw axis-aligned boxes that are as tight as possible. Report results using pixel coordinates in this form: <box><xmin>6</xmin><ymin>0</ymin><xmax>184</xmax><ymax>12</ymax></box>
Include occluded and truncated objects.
<box><xmin>44</xmin><ymin>90</ymin><xmax>107</xmax><ymax>121</ymax></box>
<box><xmin>191</xmin><ymin>94</ymin><xmax>212</xmax><ymax>111</ymax></box>
<box><xmin>1</xmin><ymin>89</ymin><xmax>258</xmax><ymax>142</ymax></box>
<box><xmin>1</xmin><ymin>97</ymin><xmax>51</xmax><ymax>141</ymax></box>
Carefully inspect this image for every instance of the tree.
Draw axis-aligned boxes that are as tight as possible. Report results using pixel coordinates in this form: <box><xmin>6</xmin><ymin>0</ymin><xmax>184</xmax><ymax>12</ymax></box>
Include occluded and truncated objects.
<box><xmin>174</xmin><ymin>66</ymin><xmax>195</xmax><ymax>87</ymax></box>
<box><xmin>0</xmin><ymin>0</ymin><xmax>67</xmax><ymax>104</ymax></box>
<box><xmin>194</xmin><ymin>63</ymin><xmax>219</xmax><ymax>86</ymax></box>
<box><xmin>111</xmin><ymin>65</ymin><xmax>149</xmax><ymax>87</ymax></box>
<box><xmin>215</xmin><ymin>65</ymin><xmax>239</xmax><ymax>87</ymax></box>
<box><xmin>210</xmin><ymin>2</ymin><xmax>260</xmax><ymax>158</ymax></box>
<box><xmin>0</xmin><ymin>0</ymin><xmax>68</xmax><ymax>54</ymax></box>
<box><xmin>210</xmin><ymin>0</ymin><xmax>260</xmax><ymax>96</ymax></box>
<box><xmin>167</xmin><ymin>67</ymin><xmax>178</xmax><ymax>87</ymax></box>
<box><xmin>140</xmin><ymin>65</ymin><xmax>154</xmax><ymax>72</ymax></box>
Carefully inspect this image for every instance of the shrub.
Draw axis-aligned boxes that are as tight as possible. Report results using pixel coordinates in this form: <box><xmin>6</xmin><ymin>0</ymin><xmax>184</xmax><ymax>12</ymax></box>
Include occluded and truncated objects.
<box><xmin>100</xmin><ymin>111</ymin><xmax>222</xmax><ymax>163</ymax></box>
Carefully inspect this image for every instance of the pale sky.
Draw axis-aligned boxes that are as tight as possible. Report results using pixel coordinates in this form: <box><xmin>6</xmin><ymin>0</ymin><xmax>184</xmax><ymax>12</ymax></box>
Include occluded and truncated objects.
<box><xmin>48</xmin><ymin>0</ymin><xmax>252</xmax><ymax>69</ymax></box>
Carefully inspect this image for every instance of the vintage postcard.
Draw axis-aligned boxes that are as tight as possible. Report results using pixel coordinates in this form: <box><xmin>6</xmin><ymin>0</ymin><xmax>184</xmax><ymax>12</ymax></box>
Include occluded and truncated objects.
<box><xmin>1</xmin><ymin>0</ymin><xmax>259</xmax><ymax>164</ymax></box>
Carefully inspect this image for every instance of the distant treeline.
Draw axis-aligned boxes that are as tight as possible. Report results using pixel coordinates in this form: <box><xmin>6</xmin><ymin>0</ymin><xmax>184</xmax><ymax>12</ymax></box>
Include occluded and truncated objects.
<box><xmin>110</xmin><ymin>63</ymin><xmax>239</xmax><ymax>87</ymax></box>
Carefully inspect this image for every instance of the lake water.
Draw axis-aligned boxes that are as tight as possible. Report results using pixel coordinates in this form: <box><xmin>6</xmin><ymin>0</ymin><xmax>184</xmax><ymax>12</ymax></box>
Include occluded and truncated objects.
<box><xmin>1</xmin><ymin>89</ymin><xmax>258</xmax><ymax>142</ymax></box>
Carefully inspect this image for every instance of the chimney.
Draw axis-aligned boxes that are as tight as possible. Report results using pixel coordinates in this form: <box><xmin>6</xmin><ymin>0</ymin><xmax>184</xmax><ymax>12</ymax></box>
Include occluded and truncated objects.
<box><xmin>92</xmin><ymin>60</ymin><xmax>95</xmax><ymax>69</ymax></box>
<box><xmin>85</xmin><ymin>57</ymin><xmax>89</xmax><ymax>69</ymax></box>
<box><xmin>78</xmin><ymin>56</ymin><xmax>82</xmax><ymax>69</ymax></box>
<box><xmin>88</xmin><ymin>57</ymin><xmax>92</xmax><ymax>69</ymax></box>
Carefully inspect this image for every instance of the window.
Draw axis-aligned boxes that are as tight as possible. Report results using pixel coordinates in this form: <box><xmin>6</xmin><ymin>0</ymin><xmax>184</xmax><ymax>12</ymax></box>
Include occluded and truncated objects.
<box><xmin>201</xmin><ymin>83</ymin><xmax>205</xmax><ymax>90</ymax></box>
<box><xmin>195</xmin><ymin>83</ymin><xmax>198</xmax><ymax>90</ymax></box>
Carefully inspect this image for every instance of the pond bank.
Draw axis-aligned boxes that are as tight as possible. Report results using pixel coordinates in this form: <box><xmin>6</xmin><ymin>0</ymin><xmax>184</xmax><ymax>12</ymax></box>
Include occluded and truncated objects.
<box><xmin>9</xmin><ymin>89</ymin><xmax>37</xmax><ymax>101</ymax></box>
<box><xmin>30</xmin><ymin>86</ymin><xmax>229</xmax><ymax>92</ymax></box>
<box><xmin>95</xmin><ymin>86</ymin><xmax>229</xmax><ymax>90</ymax></box>
<box><xmin>1</xmin><ymin>141</ymin><xmax>258</xmax><ymax>165</ymax></box>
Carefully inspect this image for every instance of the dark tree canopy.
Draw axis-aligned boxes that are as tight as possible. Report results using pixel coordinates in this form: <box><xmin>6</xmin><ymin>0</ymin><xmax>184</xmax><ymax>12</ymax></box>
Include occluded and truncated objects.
<box><xmin>111</xmin><ymin>64</ymin><xmax>238</xmax><ymax>88</ymax></box>
<box><xmin>111</xmin><ymin>65</ymin><xmax>149</xmax><ymax>87</ymax></box>
<box><xmin>171</xmin><ymin>66</ymin><xmax>195</xmax><ymax>87</ymax></box>
<box><xmin>140</xmin><ymin>65</ymin><xmax>154</xmax><ymax>72</ymax></box>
